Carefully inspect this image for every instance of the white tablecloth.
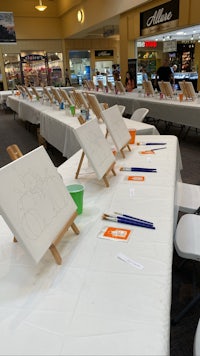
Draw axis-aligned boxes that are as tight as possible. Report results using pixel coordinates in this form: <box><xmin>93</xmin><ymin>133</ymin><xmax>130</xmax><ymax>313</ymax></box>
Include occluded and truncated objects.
<box><xmin>0</xmin><ymin>135</ymin><xmax>182</xmax><ymax>355</ymax></box>
<box><xmin>1</xmin><ymin>87</ymin><xmax>74</xmax><ymax>105</ymax></box>
<box><xmin>6</xmin><ymin>95</ymin><xmax>159</xmax><ymax>158</ymax></box>
<box><xmin>92</xmin><ymin>90</ymin><xmax>138</xmax><ymax>116</ymax></box>
<box><xmin>135</xmin><ymin>93</ymin><xmax>200</xmax><ymax>129</ymax></box>
<box><xmin>92</xmin><ymin>90</ymin><xmax>200</xmax><ymax>129</ymax></box>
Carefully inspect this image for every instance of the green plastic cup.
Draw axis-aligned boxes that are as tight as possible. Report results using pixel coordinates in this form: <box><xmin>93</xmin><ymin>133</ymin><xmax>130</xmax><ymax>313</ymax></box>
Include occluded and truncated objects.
<box><xmin>66</xmin><ymin>184</ymin><xmax>84</xmax><ymax>215</ymax></box>
<box><xmin>70</xmin><ymin>105</ymin><xmax>75</xmax><ymax>116</ymax></box>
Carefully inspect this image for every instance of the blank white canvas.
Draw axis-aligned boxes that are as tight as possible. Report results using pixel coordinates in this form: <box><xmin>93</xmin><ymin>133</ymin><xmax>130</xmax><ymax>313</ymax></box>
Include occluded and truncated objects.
<box><xmin>74</xmin><ymin>118</ymin><xmax>115</xmax><ymax>180</ymax></box>
<box><xmin>102</xmin><ymin>105</ymin><xmax>131</xmax><ymax>152</ymax></box>
<box><xmin>0</xmin><ymin>146</ymin><xmax>77</xmax><ymax>263</ymax></box>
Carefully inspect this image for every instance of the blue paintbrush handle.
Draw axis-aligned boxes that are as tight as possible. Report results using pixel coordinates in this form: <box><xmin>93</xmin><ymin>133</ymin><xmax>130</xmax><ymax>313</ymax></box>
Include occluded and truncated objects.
<box><xmin>117</xmin><ymin>217</ymin><xmax>155</xmax><ymax>229</ymax></box>
<box><xmin>117</xmin><ymin>213</ymin><xmax>153</xmax><ymax>225</ymax></box>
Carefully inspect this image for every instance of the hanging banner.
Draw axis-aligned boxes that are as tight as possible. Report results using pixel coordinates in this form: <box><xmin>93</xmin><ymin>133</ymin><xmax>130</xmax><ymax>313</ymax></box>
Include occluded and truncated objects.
<box><xmin>163</xmin><ymin>40</ymin><xmax>177</xmax><ymax>53</ymax></box>
<box><xmin>0</xmin><ymin>12</ymin><xmax>16</xmax><ymax>43</ymax></box>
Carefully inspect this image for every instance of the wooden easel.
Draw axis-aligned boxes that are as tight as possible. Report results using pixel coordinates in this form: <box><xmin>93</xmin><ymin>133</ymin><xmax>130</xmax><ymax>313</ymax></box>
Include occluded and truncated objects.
<box><xmin>179</xmin><ymin>81</ymin><xmax>196</xmax><ymax>101</ymax></box>
<box><xmin>75</xmin><ymin>150</ymin><xmax>116</xmax><ymax>187</ymax></box>
<box><xmin>43</xmin><ymin>86</ymin><xmax>53</xmax><ymax>104</ymax></box>
<box><xmin>6</xmin><ymin>144</ymin><xmax>23</xmax><ymax>161</ymax></box>
<box><xmin>74</xmin><ymin>90</ymin><xmax>89</xmax><ymax>110</ymax></box>
<box><xmin>58</xmin><ymin>88</ymin><xmax>73</xmax><ymax>106</ymax></box>
<box><xmin>115</xmin><ymin>81</ymin><xmax>126</xmax><ymax>94</ymax></box>
<box><xmin>97</xmin><ymin>80</ymin><xmax>104</xmax><ymax>91</ymax></box>
<box><xmin>158</xmin><ymin>81</ymin><xmax>173</xmax><ymax>98</ymax></box>
<box><xmin>6</xmin><ymin>144</ymin><xmax>80</xmax><ymax>264</ymax></box>
<box><xmin>49</xmin><ymin>211</ymin><xmax>79</xmax><ymax>264</ymax></box>
<box><xmin>85</xmin><ymin>93</ymin><xmax>105</xmax><ymax>121</ymax></box>
<box><xmin>24</xmin><ymin>86</ymin><xmax>33</xmax><ymax>100</ymax></box>
<box><xmin>107</xmin><ymin>81</ymin><xmax>115</xmax><ymax>92</ymax></box>
<box><xmin>120</xmin><ymin>142</ymin><xmax>131</xmax><ymax>158</ymax></box>
<box><xmin>143</xmin><ymin>80</ymin><xmax>155</xmax><ymax>96</ymax></box>
<box><xmin>14</xmin><ymin>211</ymin><xmax>79</xmax><ymax>265</ymax></box>
<box><xmin>31</xmin><ymin>85</ymin><xmax>41</xmax><ymax>100</ymax></box>
<box><xmin>50</xmin><ymin>87</ymin><xmax>62</xmax><ymax>104</ymax></box>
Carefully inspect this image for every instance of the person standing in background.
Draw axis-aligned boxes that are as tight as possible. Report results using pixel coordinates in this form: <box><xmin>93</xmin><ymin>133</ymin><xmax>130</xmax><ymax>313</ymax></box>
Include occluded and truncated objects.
<box><xmin>140</xmin><ymin>66</ymin><xmax>148</xmax><ymax>81</ymax></box>
<box><xmin>155</xmin><ymin>59</ymin><xmax>174</xmax><ymax>90</ymax></box>
<box><xmin>65</xmin><ymin>68</ymin><xmax>72</xmax><ymax>86</ymax></box>
<box><xmin>125</xmin><ymin>71</ymin><xmax>135</xmax><ymax>92</ymax></box>
<box><xmin>112</xmin><ymin>64</ymin><xmax>120</xmax><ymax>81</ymax></box>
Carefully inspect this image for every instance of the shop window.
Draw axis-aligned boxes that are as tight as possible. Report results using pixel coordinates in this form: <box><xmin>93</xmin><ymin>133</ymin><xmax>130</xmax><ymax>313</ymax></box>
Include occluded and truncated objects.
<box><xmin>3</xmin><ymin>53</ymin><xmax>21</xmax><ymax>89</ymax></box>
<box><xmin>69</xmin><ymin>50</ymin><xmax>90</xmax><ymax>85</ymax></box>
<box><xmin>47</xmin><ymin>52</ymin><xmax>63</xmax><ymax>86</ymax></box>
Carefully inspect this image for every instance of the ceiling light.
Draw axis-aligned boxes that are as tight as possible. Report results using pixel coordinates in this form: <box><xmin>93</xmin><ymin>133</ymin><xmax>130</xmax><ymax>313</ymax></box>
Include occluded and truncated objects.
<box><xmin>77</xmin><ymin>9</ymin><xmax>84</xmax><ymax>23</ymax></box>
<box><xmin>35</xmin><ymin>0</ymin><xmax>47</xmax><ymax>12</ymax></box>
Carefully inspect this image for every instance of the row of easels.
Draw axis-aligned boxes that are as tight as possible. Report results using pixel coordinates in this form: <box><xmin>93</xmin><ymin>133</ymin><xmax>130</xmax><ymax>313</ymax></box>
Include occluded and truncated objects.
<box><xmin>2</xmin><ymin>104</ymin><xmax>131</xmax><ymax>266</ymax></box>
<box><xmin>74</xmin><ymin>104</ymin><xmax>131</xmax><ymax>187</ymax></box>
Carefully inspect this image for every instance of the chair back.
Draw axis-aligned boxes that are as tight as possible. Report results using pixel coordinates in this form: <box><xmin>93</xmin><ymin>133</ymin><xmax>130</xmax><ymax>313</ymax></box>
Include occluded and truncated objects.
<box><xmin>194</xmin><ymin>319</ymin><xmax>200</xmax><ymax>356</ymax></box>
<box><xmin>130</xmin><ymin>108</ymin><xmax>149</xmax><ymax>122</ymax></box>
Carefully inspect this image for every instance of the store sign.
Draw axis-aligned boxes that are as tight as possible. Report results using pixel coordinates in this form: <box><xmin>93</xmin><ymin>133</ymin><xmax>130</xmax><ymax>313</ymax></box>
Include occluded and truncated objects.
<box><xmin>140</xmin><ymin>0</ymin><xmax>179</xmax><ymax>36</ymax></box>
<box><xmin>95</xmin><ymin>50</ymin><xmax>113</xmax><ymax>57</ymax></box>
<box><xmin>145</xmin><ymin>41</ymin><xmax>157</xmax><ymax>48</ymax></box>
<box><xmin>0</xmin><ymin>12</ymin><xmax>16</xmax><ymax>43</ymax></box>
<box><xmin>137</xmin><ymin>41</ymin><xmax>157</xmax><ymax>48</ymax></box>
<box><xmin>163</xmin><ymin>40</ymin><xmax>177</xmax><ymax>53</ymax></box>
<box><xmin>21</xmin><ymin>54</ymin><xmax>46</xmax><ymax>61</ymax></box>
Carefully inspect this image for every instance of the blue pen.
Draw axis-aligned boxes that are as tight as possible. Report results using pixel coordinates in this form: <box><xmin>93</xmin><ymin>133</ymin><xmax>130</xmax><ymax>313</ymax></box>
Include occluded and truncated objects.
<box><xmin>137</xmin><ymin>142</ymin><xmax>167</xmax><ymax>146</ymax></box>
<box><xmin>103</xmin><ymin>214</ymin><xmax>155</xmax><ymax>230</ymax></box>
<box><xmin>151</xmin><ymin>147</ymin><xmax>167</xmax><ymax>151</ymax></box>
<box><xmin>114</xmin><ymin>212</ymin><xmax>154</xmax><ymax>225</ymax></box>
<box><xmin>120</xmin><ymin>167</ymin><xmax>157</xmax><ymax>172</ymax></box>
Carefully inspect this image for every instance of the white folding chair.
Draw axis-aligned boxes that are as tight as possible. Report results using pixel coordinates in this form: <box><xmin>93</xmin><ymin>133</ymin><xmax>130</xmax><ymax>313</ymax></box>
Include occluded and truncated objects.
<box><xmin>130</xmin><ymin>108</ymin><xmax>149</xmax><ymax>122</ymax></box>
<box><xmin>177</xmin><ymin>182</ymin><xmax>200</xmax><ymax>213</ymax></box>
<box><xmin>172</xmin><ymin>213</ymin><xmax>200</xmax><ymax>325</ymax></box>
<box><xmin>194</xmin><ymin>318</ymin><xmax>200</xmax><ymax>356</ymax></box>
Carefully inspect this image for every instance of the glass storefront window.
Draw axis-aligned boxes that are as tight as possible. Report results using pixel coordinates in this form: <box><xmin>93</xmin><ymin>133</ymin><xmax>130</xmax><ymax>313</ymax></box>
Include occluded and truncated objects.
<box><xmin>69</xmin><ymin>50</ymin><xmax>90</xmax><ymax>86</ymax></box>
<box><xmin>3</xmin><ymin>53</ymin><xmax>21</xmax><ymax>89</ymax></box>
<box><xmin>95</xmin><ymin>60</ymin><xmax>113</xmax><ymax>75</ymax></box>
<box><xmin>47</xmin><ymin>52</ymin><xmax>64</xmax><ymax>86</ymax></box>
<box><xmin>20</xmin><ymin>51</ymin><xmax>48</xmax><ymax>87</ymax></box>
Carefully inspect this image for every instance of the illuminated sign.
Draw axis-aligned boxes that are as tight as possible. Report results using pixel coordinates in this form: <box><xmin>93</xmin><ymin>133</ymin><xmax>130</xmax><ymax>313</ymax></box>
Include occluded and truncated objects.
<box><xmin>137</xmin><ymin>41</ymin><xmax>157</xmax><ymax>48</ymax></box>
<box><xmin>140</xmin><ymin>0</ymin><xmax>179</xmax><ymax>36</ymax></box>
<box><xmin>145</xmin><ymin>41</ymin><xmax>157</xmax><ymax>47</ymax></box>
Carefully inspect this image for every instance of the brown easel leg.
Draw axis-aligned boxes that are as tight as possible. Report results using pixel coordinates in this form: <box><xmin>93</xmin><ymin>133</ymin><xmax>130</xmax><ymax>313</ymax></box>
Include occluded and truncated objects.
<box><xmin>75</xmin><ymin>151</ymin><xmax>85</xmax><ymax>179</ymax></box>
<box><xmin>71</xmin><ymin>222</ymin><xmax>80</xmax><ymax>234</ymax></box>
<box><xmin>49</xmin><ymin>244</ymin><xmax>62</xmax><ymax>265</ymax></box>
